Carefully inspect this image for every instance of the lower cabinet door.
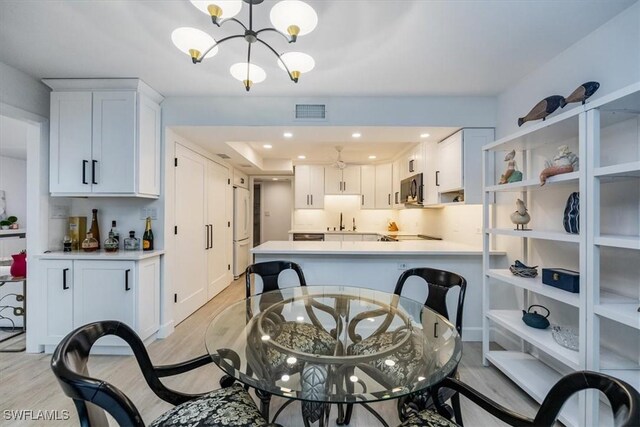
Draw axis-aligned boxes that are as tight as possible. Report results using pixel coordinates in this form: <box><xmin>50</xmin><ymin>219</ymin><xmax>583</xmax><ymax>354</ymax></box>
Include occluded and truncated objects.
<box><xmin>136</xmin><ymin>257</ymin><xmax>160</xmax><ymax>341</ymax></box>
<box><xmin>42</xmin><ymin>260</ymin><xmax>74</xmax><ymax>345</ymax></box>
<box><xmin>73</xmin><ymin>260</ymin><xmax>135</xmax><ymax>346</ymax></box>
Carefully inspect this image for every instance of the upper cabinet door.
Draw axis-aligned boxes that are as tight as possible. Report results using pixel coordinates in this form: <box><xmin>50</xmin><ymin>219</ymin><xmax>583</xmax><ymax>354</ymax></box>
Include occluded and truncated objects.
<box><xmin>308</xmin><ymin>165</ymin><xmax>325</xmax><ymax>208</ymax></box>
<box><xmin>137</xmin><ymin>94</ymin><xmax>161</xmax><ymax>196</ymax></box>
<box><xmin>423</xmin><ymin>141</ymin><xmax>440</xmax><ymax>205</ymax></box>
<box><xmin>324</xmin><ymin>167</ymin><xmax>343</xmax><ymax>195</ymax></box>
<box><xmin>92</xmin><ymin>91</ymin><xmax>136</xmax><ymax>194</ymax></box>
<box><xmin>375</xmin><ymin>163</ymin><xmax>393</xmax><ymax>208</ymax></box>
<box><xmin>341</xmin><ymin>166</ymin><xmax>361</xmax><ymax>195</ymax></box>
<box><xmin>50</xmin><ymin>92</ymin><xmax>93</xmax><ymax>194</ymax></box>
<box><xmin>360</xmin><ymin>165</ymin><xmax>376</xmax><ymax>209</ymax></box>
<box><xmin>437</xmin><ymin>131</ymin><xmax>463</xmax><ymax>192</ymax></box>
<box><xmin>294</xmin><ymin>165</ymin><xmax>311</xmax><ymax>209</ymax></box>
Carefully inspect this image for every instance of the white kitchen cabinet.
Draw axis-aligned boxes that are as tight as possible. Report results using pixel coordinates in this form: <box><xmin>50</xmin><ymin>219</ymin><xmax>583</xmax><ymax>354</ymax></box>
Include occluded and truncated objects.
<box><xmin>45</xmin><ymin>79</ymin><xmax>163</xmax><ymax>198</ymax></box>
<box><xmin>423</xmin><ymin>140</ymin><xmax>439</xmax><ymax>206</ymax></box>
<box><xmin>360</xmin><ymin>165</ymin><xmax>376</xmax><ymax>209</ymax></box>
<box><xmin>342</xmin><ymin>234</ymin><xmax>363</xmax><ymax>242</ymax></box>
<box><xmin>375</xmin><ymin>163</ymin><xmax>393</xmax><ymax>209</ymax></box>
<box><xmin>324</xmin><ymin>166</ymin><xmax>361</xmax><ymax>195</ymax></box>
<box><xmin>437</xmin><ymin>131</ymin><xmax>463</xmax><ymax>193</ymax></box>
<box><xmin>392</xmin><ymin>159</ymin><xmax>403</xmax><ymax>209</ymax></box>
<box><xmin>41</xmin><ymin>255</ymin><xmax>161</xmax><ymax>351</ymax></box>
<box><xmin>362</xmin><ymin>234</ymin><xmax>379</xmax><ymax>241</ymax></box>
<box><xmin>324</xmin><ymin>234</ymin><xmax>343</xmax><ymax>241</ymax></box>
<box><xmin>233</xmin><ymin>169</ymin><xmax>249</xmax><ymax>189</ymax></box>
<box><xmin>295</xmin><ymin>165</ymin><xmax>324</xmax><ymax>208</ymax></box>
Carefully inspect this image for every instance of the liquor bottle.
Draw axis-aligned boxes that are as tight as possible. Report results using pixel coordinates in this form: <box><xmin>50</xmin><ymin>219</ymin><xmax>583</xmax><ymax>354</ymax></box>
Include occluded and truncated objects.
<box><xmin>142</xmin><ymin>217</ymin><xmax>154</xmax><ymax>251</ymax></box>
<box><xmin>81</xmin><ymin>232</ymin><xmax>99</xmax><ymax>252</ymax></box>
<box><xmin>90</xmin><ymin>209</ymin><xmax>100</xmax><ymax>249</ymax></box>
<box><xmin>124</xmin><ymin>231</ymin><xmax>140</xmax><ymax>251</ymax></box>
<box><xmin>110</xmin><ymin>220</ymin><xmax>120</xmax><ymax>246</ymax></box>
<box><xmin>104</xmin><ymin>231</ymin><xmax>119</xmax><ymax>253</ymax></box>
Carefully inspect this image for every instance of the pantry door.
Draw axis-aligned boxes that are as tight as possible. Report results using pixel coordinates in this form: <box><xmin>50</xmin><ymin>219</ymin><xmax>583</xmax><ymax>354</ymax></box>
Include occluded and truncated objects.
<box><xmin>207</xmin><ymin>159</ymin><xmax>230</xmax><ymax>299</ymax></box>
<box><xmin>174</xmin><ymin>144</ymin><xmax>207</xmax><ymax>324</ymax></box>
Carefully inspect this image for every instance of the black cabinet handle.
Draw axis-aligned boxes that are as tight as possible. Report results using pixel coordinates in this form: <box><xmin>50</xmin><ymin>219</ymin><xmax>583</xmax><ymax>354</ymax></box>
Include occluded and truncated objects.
<box><xmin>361</xmin><ymin>194</ymin><xmax>364</xmax><ymax>205</ymax></box>
<box><xmin>306</xmin><ymin>194</ymin><xmax>309</xmax><ymax>205</ymax></box>
<box><xmin>343</xmin><ymin>181</ymin><xmax>346</xmax><ymax>192</ymax></box>
<box><xmin>125</xmin><ymin>269</ymin><xmax>131</xmax><ymax>291</ymax></box>
<box><xmin>209</xmin><ymin>224</ymin><xmax>213</xmax><ymax>249</ymax></box>
<box><xmin>63</xmin><ymin>268</ymin><xmax>69</xmax><ymax>290</ymax></box>
<box><xmin>310</xmin><ymin>194</ymin><xmax>313</xmax><ymax>205</ymax></box>
<box><xmin>82</xmin><ymin>160</ymin><xmax>88</xmax><ymax>184</ymax></box>
<box><xmin>92</xmin><ymin>160</ymin><xmax>98</xmax><ymax>184</ymax></box>
<box><xmin>205</xmin><ymin>225</ymin><xmax>210</xmax><ymax>249</ymax></box>
<box><xmin>395</xmin><ymin>192</ymin><xmax>399</xmax><ymax>204</ymax></box>
<box><xmin>434</xmin><ymin>322</ymin><xmax>438</xmax><ymax>338</ymax></box>
<box><xmin>388</xmin><ymin>194</ymin><xmax>391</xmax><ymax>206</ymax></box>
<box><xmin>435</xmin><ymin>171</ymin><xmax>440</xmax><ymax>187</ymax></box>
<box><xmin>419</xmin><ymin>185</ymin><xmax>423</xmax><ymax>202</ymax></box>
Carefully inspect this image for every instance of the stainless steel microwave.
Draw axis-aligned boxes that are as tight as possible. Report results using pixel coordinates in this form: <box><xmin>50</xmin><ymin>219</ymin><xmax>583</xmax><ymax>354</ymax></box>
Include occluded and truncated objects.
<box><xmin>400</xmin><ymin>173</ymin><xmax>423</xmax><ymax>206</ymax></box>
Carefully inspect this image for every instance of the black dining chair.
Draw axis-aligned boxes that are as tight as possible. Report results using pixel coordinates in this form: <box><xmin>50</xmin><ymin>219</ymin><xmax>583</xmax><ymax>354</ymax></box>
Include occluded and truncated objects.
<box><xmin>393</xmin><ymin>268</ymin><xmax>467</xmax><ymax>424</ymax></box>
<box><xmin>245</xmin><ymin>260</ymin><xmax>307</xmax><ymax>298</ymax></box>
<box><xmin>400</xmin><ymin>371</ymin><xmax>640</xmax><ymax>427</ymax></box>
<box><xmin>51</xmin><ymin>320</ymin><xmax>279</xmax><ymax>427</ymax></box>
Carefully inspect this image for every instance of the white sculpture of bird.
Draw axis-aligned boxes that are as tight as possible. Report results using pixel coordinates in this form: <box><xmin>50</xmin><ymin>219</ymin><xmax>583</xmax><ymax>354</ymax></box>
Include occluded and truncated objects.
<box><xmin>511</xmin><ymin>198</ymin><xmax>531</xmax><ymax>230</ymax></box>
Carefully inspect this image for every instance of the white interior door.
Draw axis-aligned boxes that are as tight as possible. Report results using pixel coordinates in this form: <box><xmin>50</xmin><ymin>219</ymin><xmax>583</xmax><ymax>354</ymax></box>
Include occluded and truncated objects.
<box><xmin>208</xmin><ymin>159</ymin><xmax>231</xmax><ymax>299</ymax></box>
<box><xmin>174</xmin><ymin>144</ymin><xmax>207</xmax><ymax>324</ymax></box>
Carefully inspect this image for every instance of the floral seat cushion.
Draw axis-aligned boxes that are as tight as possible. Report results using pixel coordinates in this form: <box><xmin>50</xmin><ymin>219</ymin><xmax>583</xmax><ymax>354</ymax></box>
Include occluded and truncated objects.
<box><xmin>150</xmin><ymin>384</ymin><xmax>267</xmax><ymax>427</ymax></box>
<box><xmin>266</xmin><ymin>321</ymin><xmax>336</xmax><ymax>368</ymax></box>
<box><xmin>400</xmin><ymin>410</ymin><xmax>459</xmax><ymax>427</ymax></box>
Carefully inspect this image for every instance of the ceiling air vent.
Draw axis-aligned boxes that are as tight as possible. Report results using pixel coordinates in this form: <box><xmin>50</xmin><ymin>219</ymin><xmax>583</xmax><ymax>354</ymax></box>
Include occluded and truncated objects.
<box><xmin>217</xmin><ymin>153</ymin><xmax>231</xmax><ymax>159</ymax></box>
<box><xmin>295</xmin><ymin>104</ymin><xmax>326</xmax><ymax>120</ymax></box>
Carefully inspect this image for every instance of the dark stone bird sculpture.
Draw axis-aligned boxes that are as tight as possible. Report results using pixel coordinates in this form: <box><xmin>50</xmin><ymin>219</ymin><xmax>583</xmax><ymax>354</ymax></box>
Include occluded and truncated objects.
<box><xmin>560</xmin><ymin>81</ymin><xmax>600</xmax><ymax>107</ymax></box>
<box><xmin>518</xmin><ymin>95</ymin><xmax>565</xmax><ymax>127</ymax></box>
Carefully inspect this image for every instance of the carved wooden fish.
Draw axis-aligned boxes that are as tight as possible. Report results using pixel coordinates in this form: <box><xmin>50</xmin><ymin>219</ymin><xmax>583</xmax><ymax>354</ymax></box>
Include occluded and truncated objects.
<box><xmin>518</xmin><ymin>95</ymin><xmax>565</xmax><ymax>127</ymax></box>
<box><xmin>560</xmin><ymin>81</ymin><xmax>600</xmax><ymax>107</ymax></box>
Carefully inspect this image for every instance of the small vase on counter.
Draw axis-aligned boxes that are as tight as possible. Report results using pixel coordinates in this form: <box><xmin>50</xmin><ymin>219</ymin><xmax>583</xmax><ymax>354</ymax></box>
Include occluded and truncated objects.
<box><xmin>10</xmin><ymin>251</ymin><xmax>27</xmax><ymax>277</ymax></box>
<box><xmin>81</xmin><ymin>233</ymin><xmax>99</xmax><ymax>252</ymax></box>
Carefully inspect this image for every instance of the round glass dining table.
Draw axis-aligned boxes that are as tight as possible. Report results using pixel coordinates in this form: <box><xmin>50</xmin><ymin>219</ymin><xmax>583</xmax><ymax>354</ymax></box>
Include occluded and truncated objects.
<box><xmin>205</xmin><ymin>286</ymin><xmax>462</xmax><ymax>426</ymax></box>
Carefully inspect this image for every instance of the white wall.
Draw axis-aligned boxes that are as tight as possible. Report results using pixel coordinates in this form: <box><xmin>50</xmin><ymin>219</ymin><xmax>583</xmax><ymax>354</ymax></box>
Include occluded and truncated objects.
<box><xmin>294</xmin><ymin>195</ymin><xmax>396</xmax><ymax>232</ymax></box>
<box><xmin>261</xmin><ymin>181</ymin><xmax>292</xmax><ymax>243</ymax></box>
<box><xmin>0</xmin><ymin>62</ymin><xmax>50</xmax><ymax>119</ymax></box>
<box><xmin>496</xmin><ymin>2</ymin><xmax>640</xmax><ymax>138</ymax></box>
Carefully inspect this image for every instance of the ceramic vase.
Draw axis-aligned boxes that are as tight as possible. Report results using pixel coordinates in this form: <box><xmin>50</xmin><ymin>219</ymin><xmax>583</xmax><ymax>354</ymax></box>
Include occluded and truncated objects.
<box><xmin>10</xmin><ymin>252</ymin><xmax>26</xmax><ymax>277</ymax></box>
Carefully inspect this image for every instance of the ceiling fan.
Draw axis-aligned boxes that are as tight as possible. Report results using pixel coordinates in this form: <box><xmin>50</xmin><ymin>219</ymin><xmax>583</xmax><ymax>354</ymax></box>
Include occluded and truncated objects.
<box><xmin>331</xmin><ymin>146</ymin><xmax>347</xmax><ymax>170</ymax></box>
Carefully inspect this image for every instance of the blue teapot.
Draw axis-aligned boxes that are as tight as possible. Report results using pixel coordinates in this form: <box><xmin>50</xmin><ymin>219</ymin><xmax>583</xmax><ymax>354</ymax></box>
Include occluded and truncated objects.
<box><xmin>522</xmin><ymin>305</ymin><xmax>550</xmax><ymax>329</ymax></box>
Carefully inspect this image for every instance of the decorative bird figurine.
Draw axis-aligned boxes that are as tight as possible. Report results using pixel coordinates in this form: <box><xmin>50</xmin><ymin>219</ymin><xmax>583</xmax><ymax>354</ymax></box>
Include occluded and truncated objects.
<box><xmin>518</xmin><ymin>95</ymin><xmax>565</xmax><ymax>127</ymax></box>
<box><xmin>560</xmin><ymin>81</ymin><xmax>600</xmax><ymax>107</ymax></box>
<box><xmin>510</xmin><ymin>198</ymin><xmax>531</xmax><ymax>231</ymax></box>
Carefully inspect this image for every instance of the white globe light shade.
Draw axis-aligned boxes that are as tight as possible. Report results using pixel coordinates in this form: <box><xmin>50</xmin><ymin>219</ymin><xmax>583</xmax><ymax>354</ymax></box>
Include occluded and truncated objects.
<box><xmin>189</xmin><ymin>0</ymin><xmax>242</xmax><ymax>19</ymax></box>
<box><xmin>230</xmin><ymin>63</ymin><xmax>267</xmax><ymax>84</ymax></box>
<box><xmin>270</xmin><ymin>1</ymin><xmax>318</xmax><ymax>36</ymax></box>
<box><xmin>171</xmin><ymin>27</ymin><xmax>217</xmax><ymax>59</ymax></box>
<box><xmin>278</xmin><ymin>52</ymin><xmax>315</xmax><ymax>74</ymax></box>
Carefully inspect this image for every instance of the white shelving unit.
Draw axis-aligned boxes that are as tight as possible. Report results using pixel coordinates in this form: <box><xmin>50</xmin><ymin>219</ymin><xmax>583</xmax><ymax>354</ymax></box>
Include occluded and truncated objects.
<box><xmin>483</xmin><ymin>82</ymin><xmax>640</xmax><ymax>426</ymax></box>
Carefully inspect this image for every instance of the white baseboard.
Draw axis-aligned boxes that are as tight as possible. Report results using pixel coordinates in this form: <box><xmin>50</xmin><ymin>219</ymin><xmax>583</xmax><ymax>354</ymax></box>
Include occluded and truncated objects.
<box><xmin>490</xmin><ymin>326</ymin><xmax>523</xmax><ymax>350</ymax></box>
<box><xmin>157</xmin><ymin>320</ymin><xmax>175</xmax><ymax>339</ymax></box>
<box><xmin>461</xmin><ymin>326</ymin><xmax>482</xmax><ymax>342</ymax></box>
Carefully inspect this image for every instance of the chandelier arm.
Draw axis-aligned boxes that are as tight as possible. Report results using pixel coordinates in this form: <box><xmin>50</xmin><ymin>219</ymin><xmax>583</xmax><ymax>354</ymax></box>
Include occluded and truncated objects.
<box><xmin>217</xmin><ymin>17</ymin><xmax>248</xmax><ymax>31</ymax></box>
<box><xmin>255</xmin><ymin>27</ymin><xmax>294</xmax><ymax>43</ymax></box>
<box><xmin>256</xmin><ymin>38</ymin><xmax>298</xmax><ymax>82</ymax></box>
<box><xmin>196</xmin><ymin>34</ymin><xmax>245</xmax><ymax>62</ymax></box>
<box><xmin>244</xmin><ymin>42</ymin><xmax>252</xmax><ymax>91</ymax></box>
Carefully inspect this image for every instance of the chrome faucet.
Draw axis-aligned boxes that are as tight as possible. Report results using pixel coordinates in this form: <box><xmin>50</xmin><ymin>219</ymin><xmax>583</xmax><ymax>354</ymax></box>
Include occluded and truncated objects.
<box><xmin>339</xmin><ymin>212</ymin><xmax>345</xmax><ymax>231</ymax></box>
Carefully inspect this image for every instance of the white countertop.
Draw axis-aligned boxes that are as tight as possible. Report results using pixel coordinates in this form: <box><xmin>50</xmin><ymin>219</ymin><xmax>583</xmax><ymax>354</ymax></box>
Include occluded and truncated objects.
<box><xmin>37</xmin><ymin>249</ymin><xmax>164</xmax><ymax>261</ymax></box>
<box><xmin>288</xmin><ymin>230</ymin><xmax>421</xmax><ymax>236</ymax></box>
<box><xmin>252</xmin><ymin>241</ymin><xmax>504</xmax><ymax>256</ymax></box>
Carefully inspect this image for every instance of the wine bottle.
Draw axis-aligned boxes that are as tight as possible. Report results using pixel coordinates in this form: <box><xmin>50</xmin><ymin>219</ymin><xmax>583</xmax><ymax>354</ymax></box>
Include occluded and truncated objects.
<box><xmin>142</xmin><ymin>217</ymin><xmax>154</xmax><ymax>251</ymax></box>
<box><xmin>90</xmin><ymin>209</ymin><xmax>100</xmax><ymax>249</ymax></box>
<box><xmin>110</xmin><ymin>220</ymin><xmax>120</xmax><ymax>246</ymax></box>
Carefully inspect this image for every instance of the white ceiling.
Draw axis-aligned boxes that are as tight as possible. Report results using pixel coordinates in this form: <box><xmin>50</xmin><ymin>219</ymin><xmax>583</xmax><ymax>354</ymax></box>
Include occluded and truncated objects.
<box><xmin>0</xmin><ymin>0</ymin><xmax>635</xmax><ymax>97</ymax></box>
<box><xmin>172</xmin><ymin>125</ymin><xmax>458</xmax><ymax>173</ymax></box>
<box><xmin>0</xmin><ymin>115</ymin><xmax>28</xmax><ymax>160</ymax></box>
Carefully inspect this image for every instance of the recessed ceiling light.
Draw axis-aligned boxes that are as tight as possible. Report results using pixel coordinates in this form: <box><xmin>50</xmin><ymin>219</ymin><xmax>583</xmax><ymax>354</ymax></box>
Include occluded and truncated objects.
<box><xmin>420</xmin><ymin>133</ymin><xmax>430</xmax><ymax>138</ymax></box>
<box><xmin>298</xmin><ymin>155</ymin><xmax>306</xmax><ymax>159</ymax></box>
<box><xmin>263</xmin><ymin>144</ymin><xmax>272</xmax><ymax>149</ymax></box>
<box><xmin>283</xmin><ymin>132</ymin><xmax>293</xmax><ymax>138</ymax></box>
<box><xmin>368</xmin><ymin>155</ymin><xmax>377</xmax><ymax>159</ymax></box>
<box><xmin>272</xmin><ymin>178</ymin><xmax>278</xmax><ymax>181</ymax></box>
<box><xmin>352</xmin><ymin>132</ymin><xmax>361</xmax><ymax>138</ymax></box>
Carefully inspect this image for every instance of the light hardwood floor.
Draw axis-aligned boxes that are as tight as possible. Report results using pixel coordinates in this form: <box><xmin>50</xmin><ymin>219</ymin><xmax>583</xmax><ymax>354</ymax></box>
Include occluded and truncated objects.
<box><xmin>0</xmin><ymin>277</ymin><xmax>541</xmax><ymax>426</ymax></box>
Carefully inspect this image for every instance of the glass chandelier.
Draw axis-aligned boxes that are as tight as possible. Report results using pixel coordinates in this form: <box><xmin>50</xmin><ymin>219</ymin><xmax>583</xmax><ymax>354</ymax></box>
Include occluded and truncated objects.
<box><xmin>172</xmin><ymin>0</ymin><xmax>317</xmax><ymax>91</ymax></box>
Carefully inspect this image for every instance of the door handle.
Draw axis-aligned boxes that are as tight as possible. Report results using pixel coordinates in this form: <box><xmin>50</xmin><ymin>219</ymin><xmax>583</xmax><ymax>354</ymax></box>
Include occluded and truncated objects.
<box><xmin>205</xmin><ymin>225</ymin><xmax>210</xmax><ymax>249</ymax></box>
<box><xmin>82</xmin><ymin>160</ymin><xmax>88</xmax><ymax>184</ymax></box>
<box><xmin>435</xmin><ymin>171</ymin><xmax>440</xmax><ymax>187</ymax></box>
<box><xmin>310</xmin><ymin>194</ymin><xmax>313</xmax><ymax>205</ymax></box>
<box><xmin>63</xmin><ymin>268</ymin><xmax>69</xmax><ymax>290</ymax></box>
<box><xmin>125</xmin><ymin>269</ymin><xmax>131</xmax><ymax>291</ymax></box>
<box><xmin>210</xmin><ymin>224</ymin><xmax>213</xmax><ymax>249</ymax></box>
<box><xmin>388</xmin><ymin>194</ymin><xmax>391</xmax><ymax>206</ymax></box>
<box><xmin>361</xmin><ymin>194</ymin><xmax>364</xmax><ymax>205</ymax></box>
<box><xmin>306</xmin><ymin>194</ymin><xmax>309</xmax><ymax>205</ymax></box>
<box><xmin>343</xmin><ymin>181</ymin><xmax>346</xmax><ymax>192</ymax></box>
<box><xmin>395</xmin><ymin>192</ymin><xmax>399</xmax><ymax>204</ymax></box>
<box><xmin>433</xmin><ymin>321</ymin><xmax>438</xmax><ymax>338</ymax></box>
<box><xmin>91</xmin><ymin>160</ymin><xmax>98</xmax><ymax>184</ymax></box>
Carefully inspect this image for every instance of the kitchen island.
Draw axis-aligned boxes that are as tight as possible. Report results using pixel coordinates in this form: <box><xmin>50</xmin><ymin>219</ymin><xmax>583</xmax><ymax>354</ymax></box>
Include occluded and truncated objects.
<box><xmin>252</xmin><ymin>240</ymin><xmax>507</xmax><ymax>341</ymax></box>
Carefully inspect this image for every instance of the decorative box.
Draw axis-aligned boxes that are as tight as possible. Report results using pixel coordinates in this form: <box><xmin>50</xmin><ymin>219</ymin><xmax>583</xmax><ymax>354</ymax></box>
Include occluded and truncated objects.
<box><xmin>542</xmin><ymin>268</ymin><xmax>579</xmax><ymax>293</ymax></box>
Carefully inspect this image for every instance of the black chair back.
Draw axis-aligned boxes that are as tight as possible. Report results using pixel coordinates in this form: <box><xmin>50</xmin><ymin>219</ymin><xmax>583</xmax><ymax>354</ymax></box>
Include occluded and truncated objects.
<box><xmin>394</xmin><ymin>268</ymin><xmax>467</xmax><ymax>336</ymax></box>
<box><xmin>245</xmin><ymin>260</ymin><xmax>307</xmax><ymax>298</ymax></box>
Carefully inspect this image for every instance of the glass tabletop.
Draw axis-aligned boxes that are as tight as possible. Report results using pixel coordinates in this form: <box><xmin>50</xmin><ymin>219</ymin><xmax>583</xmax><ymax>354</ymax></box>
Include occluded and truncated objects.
<box><xmin>205</xmin><ymin>286</ymin><xmax>462</xmax><ymax>404</ymax></box>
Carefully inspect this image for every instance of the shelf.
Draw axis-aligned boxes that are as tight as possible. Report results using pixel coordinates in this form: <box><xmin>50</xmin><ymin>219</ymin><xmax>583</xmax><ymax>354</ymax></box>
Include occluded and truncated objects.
<box><xmin>484</xmin><ymin>107</ymin><xmax>583</xmax><ymax>152</ymax></box>
<box><xmin>595</xmin><ymin>235</ymin><xmax>640</xmax><ymax>250</ymax></box>
<box><xmin>487</xmin><ymin>310</ymin><xmax>581</xmax><ymax>370</ymax></box>
<box><xmin>601</xmin><ymin>347</ymin><xmax>640</xmax><ymax>371</ymax></box>
<box><xmin>485</xmin><ymin>172</ymin><xmax>579</xmax><ymax>192</ymax></box>
<box><xmin>0</xmin><ymin>228</ymin><xmax>26</xmax><ymax>238</ymax></box>
<box><xmin>594</xmin><ymin>161</ymin><xmax>640</xmax><ymax>179</ymax></box>
<box><xmin>595</xmin><ymin>293</ymin><xmax>640</xmax><ymax>329</ymax></box>
<box><xmin>485</xmin><ymin>351</ymin><xmax>579</xmax><ymax>427</ymax></box>
<box><xmin>487</xmin><ymin>228</ymin><xmax>580</xmax><ymax>243</ymax></box>
<box><xmin>487</xmin><ymin>269</ymin><xmax>580</xmax><ymax>307</ymax></box>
